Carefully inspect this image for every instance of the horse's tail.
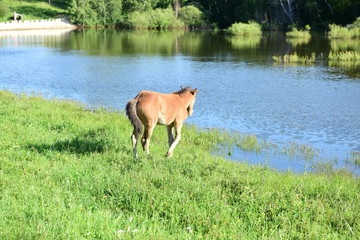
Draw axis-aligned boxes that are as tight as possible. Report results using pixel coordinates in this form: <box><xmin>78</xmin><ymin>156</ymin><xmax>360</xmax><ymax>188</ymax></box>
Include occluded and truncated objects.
<box><xmin>125</xmin><ymin>99</ymin><xmax>142</xmax><ymax>136</ymax></box>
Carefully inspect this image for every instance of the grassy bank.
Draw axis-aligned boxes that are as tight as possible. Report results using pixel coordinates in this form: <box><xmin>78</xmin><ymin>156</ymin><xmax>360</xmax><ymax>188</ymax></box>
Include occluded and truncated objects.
<box><xmin>1</xmin><ymin>91</ymin><xmax>359</xmax><ymax>239</ymax></box>
<box><xmin>0</xmin><ymin>0</ymin><xmax>65</xmax><ymax>21</ymax></box>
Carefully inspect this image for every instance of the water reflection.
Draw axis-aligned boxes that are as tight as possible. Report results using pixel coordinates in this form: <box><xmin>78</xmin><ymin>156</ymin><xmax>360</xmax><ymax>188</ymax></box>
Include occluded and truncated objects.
<box><xmin>0</xmin><ymin>29</ymin><xmax>72</xmax><ymax>48</ymax></box>
<box><xmin>329</xmin><ymin>39</ymin><xmax>360</xmax><ymax>52</ymax></box>
<box><xmin>286</xmin><ymin>37</ymin><xmax>311</xmax><ymax>47</ymax></box>
<box><xmin>226</xmin><ymin>35</ymin><xmax>261</xmax><ymax>49</ymax></box>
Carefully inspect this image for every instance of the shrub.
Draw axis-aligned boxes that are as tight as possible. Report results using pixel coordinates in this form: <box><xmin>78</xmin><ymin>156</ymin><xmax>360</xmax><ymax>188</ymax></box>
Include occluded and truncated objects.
<box><xmin>286</xmin><ymin>25</ymin><xmax>311</xmax><ymax>38</ymax></box>
<box><xmin>126</xmin><ymin>7</ymin><xmax>184</xmax><ymax>30</ymax></box>
<box><xmin>328</xmin><ymin>23</ymin><xmax>360</xmax><ymax>39</ymax></box>
<box><xmin>349</xmin><ymin>17</ymin><xmax>360</xmax><ymax>29</ymax></box>
<box><xmin>126</xmin><ymin>11</ymin><xmax>150</xmax><ymax>29</ymax></box>
<box><xmin>226</xmin><ymin>21</ymin><xmax>262</xmax><ymax>36</ymax></box>
<box><xmin>179</xmin><ymin>5</ymin><xmax>205</xmax><ymax>28</ymax></box>
<box><xmin>148</xmin><ymin>7</ymin><xmax>181</xmax><ymax>29</ymax></box>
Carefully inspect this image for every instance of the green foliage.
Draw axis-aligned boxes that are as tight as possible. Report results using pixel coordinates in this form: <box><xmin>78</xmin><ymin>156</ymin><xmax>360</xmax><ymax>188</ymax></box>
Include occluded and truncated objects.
<box><xmin>148</xmin><ymin>7</ymin><xmax>182</xmax><ymax>29</ymax></box>
<box><xmin>126</xmin><ymin>7</ymin><xmax>183</xmax><ymax>29</ymax></box>
<box><xmin>350</xmin><ymin>17</ymin><xmax>360</xmax><ymax>28</ymax></box>
<box><xmin>286</xmin><ymin>25</ymin><xmax>311</xmax><ymax>38</ymax></box>
<box><xmin>125</xmin><ymin>10</ymin><xmax>149</xmax><ymax>29</ymax></box>
<box><xmin>197</xmin><ymin>0</ymin><xmax>360</xmax><ymax>29</ymax></box>
<box><xmin>179</xmin><ymin>5</ymin><xmax>205</xmax><ymax>28</ymax></box>
<box><xmin>226</xmin><ymin>21</ymin><xmax>262</xmax><ymax>36</ymax></box>
<box><xmin>122</xmin><ymin>0</ymin><xmax>157</xmax><ymax>13</ymax></box>
<box><xmin>0</xmin><ymin>1</ymin><xmax>10</xmax><ymax>20</ymax></box>
<box><xmin>2</xmin><ymin>0</ymin><xmax>360</xmax><ymax>30</ymax></box>
<box><xmin>328</xmin><ymin>23</ymin><xmax>360</xmax><ymax>39</ymax></box>
<box><xmin>1</xmin><ymin>91</ymin><xmax>360</xmax><ymax>239</ymax></box>
<box><xmin>273</xmin><ymin>52</ymin><xmax>316</xmax><ymax>64</ymax></box>
<box><xmin>67</xmin><ymin>0</ymin><xmax>123</xmax><ymax>27</ymax></box>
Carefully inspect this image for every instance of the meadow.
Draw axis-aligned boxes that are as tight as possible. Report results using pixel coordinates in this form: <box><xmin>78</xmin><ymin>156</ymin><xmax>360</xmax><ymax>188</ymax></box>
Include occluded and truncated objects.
<box><xmin>1</xmin><ymin>91</ymin><xmax>359</xmax><ymax>239</ymax></box>
<box><xmin>0</xmin><ymin>0</ymin><xmax>65</xmax><ymax>21</ymax></box>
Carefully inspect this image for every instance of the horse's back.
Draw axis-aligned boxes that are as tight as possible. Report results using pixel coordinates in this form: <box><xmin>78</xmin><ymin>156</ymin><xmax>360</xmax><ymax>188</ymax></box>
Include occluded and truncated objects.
<box><xmin>135</xmin><ymin>91</ymin><xmax>184</xmax><ymax>125</ymax></box>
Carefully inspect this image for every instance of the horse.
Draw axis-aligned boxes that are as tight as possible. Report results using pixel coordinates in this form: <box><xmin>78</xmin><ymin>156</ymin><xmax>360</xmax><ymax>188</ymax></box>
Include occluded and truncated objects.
<box><xmin>125</xmin><ymin>87</ymin><xmax>198</xmax><ymax>158</ymax></box>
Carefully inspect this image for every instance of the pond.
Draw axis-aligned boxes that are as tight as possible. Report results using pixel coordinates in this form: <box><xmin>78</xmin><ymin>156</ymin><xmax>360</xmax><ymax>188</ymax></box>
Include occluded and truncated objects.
<box><xmin>1</xmin><ymin>29</ymin><xmax>359</xmax><ymax>173</ymax></box>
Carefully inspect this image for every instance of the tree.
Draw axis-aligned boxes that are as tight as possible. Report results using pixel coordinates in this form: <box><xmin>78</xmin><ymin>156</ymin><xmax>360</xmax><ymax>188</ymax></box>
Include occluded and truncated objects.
<box><xmin>276</xmin><ymin>0</ymin><xmax>296</xmax><ymax>24</ymax></box>
<box><xmin>179</xmin><ymin>5</ymin><xmax>205</xmax><ymax>28</ymax></box>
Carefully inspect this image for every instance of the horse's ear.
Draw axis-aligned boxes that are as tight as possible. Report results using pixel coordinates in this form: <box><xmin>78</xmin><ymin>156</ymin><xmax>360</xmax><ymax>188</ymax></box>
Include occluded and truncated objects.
<box><xmin>191</xmin><ymin>88</ymin><xmax>198</xmax><ymax>95</ymax></box>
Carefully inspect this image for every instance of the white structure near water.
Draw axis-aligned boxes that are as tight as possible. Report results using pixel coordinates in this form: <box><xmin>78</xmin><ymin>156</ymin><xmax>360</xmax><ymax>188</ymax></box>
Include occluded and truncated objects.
<box><xmin>0</xmin><ymin>18</ymin><xmax>77</xmax><ymax>31</ymax></box>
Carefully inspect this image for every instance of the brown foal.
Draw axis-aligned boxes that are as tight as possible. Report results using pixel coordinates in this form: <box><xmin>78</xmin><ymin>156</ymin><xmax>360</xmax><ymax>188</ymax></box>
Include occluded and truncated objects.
<box><xmin>126</xmin><ymin>87</ymin><xmax>198</xmax><ymax>158</ymax></box>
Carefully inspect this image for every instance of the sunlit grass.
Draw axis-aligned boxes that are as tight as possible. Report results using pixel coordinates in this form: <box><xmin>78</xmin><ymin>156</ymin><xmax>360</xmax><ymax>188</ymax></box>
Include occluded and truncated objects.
<box><xmin>1</xmin><ymin>91</ymin><xmax>360</xmax><ymax>239</ymax></box>
<box><xmin>0</xmin><ymin>0</ymin><xmax>65</xmax><ymax>21</ymax></box>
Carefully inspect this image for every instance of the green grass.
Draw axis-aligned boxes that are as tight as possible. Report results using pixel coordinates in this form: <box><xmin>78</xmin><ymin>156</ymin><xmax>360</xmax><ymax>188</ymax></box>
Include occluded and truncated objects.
<box><xmin>0</xmin><ymin>0</ymin><xmax>65</xmax><ymax>21</ymax></box>
<box><xmin>1</xmin><ymin>91</ymin><xmax>360</xmax><ymax>239</ymax></box>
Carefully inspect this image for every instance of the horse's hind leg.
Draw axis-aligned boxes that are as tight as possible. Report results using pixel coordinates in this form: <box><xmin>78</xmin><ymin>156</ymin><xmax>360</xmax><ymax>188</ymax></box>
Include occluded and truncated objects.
<box><xmin>131</xmin><ymin>129</ymin><xmax>139</xmax><ymax>158</ymax></box>
<box><xmin>142</xmin><ymin>123</ymin><xmax>156</xmax><ymax>155</ymax></box>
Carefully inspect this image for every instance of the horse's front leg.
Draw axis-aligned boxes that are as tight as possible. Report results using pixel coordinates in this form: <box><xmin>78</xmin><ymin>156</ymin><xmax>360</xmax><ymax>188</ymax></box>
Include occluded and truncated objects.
<box><xmin>167</xmin><ymin>125</ymin><xmax>175</xmax><ymax>147</ymax></box>
<box><xmin>167</xmin><ymin>124</ymin><xmax>182</xmax><ymax>158</ymax></box>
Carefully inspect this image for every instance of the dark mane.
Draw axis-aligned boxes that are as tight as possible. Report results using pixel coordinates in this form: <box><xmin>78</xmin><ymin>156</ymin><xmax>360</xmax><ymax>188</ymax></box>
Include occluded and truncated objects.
<box><xmin>173</xmin><ymin>86</ymin><xmax>193</xmax><ymax>95</ymax></box>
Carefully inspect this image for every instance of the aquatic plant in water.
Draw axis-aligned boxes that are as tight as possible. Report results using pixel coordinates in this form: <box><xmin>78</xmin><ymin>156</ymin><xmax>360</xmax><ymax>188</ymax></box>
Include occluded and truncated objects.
<box><xmin>328</xmin><ymin>51</ymin><xmax>360</xmax><ymax>61</ymax></box>
<box><xmin>272</xmin><ymin>52</ymin><xmax>316</xmax><ymax>64</ymax></box>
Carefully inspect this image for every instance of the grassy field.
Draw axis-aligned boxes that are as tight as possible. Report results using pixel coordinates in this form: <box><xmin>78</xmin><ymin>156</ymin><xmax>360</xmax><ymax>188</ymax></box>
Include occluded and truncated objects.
<box><xmin>0</xmin><ymin>0</ymin><xmax>65</xmax><ymax>21</ymax></box>
<box><xmin>1</xmin><ymin>91</ymin><xmax>359</xmax><ymax>239</ymax></box>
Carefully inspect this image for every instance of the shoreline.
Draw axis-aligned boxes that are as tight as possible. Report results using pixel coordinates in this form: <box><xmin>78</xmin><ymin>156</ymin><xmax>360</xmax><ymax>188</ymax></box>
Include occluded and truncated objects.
<box><xmin>0</xmin><ymin>18</ymin><xmax>78</xmax><ymax>31</ymax></box>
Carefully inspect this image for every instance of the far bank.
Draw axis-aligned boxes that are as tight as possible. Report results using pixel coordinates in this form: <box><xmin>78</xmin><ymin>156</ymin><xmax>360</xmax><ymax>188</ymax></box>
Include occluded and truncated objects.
<box><xmin>0</xmin><ymin>18</ymin><xmax>77</xmax><ymax>31</ymax></box>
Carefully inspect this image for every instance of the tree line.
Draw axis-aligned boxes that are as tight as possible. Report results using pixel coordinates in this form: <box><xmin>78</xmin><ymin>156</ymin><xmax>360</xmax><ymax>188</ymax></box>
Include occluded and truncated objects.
<box><xmin>23</xmin><ymin>0</ymin><xmax>360</xmax><ymax>29</ymax></box>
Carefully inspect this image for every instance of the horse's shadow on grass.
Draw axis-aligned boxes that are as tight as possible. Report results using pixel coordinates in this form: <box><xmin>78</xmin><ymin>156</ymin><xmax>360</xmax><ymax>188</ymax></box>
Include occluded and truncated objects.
<box><xmin>27</xmin><ymin>130</ymin><xmax>112</xmax><ymax>155</ymax></box>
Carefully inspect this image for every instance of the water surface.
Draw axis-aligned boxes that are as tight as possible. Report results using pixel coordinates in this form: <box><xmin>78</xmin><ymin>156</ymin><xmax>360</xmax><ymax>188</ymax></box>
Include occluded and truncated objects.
<box><xmin>1</xmin><ymin>29</ymin><xmax>359</xmax><ymax>173</ymax></box>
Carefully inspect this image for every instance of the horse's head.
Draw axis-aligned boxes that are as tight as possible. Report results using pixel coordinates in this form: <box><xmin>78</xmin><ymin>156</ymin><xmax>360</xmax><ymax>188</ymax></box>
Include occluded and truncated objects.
<box><xmin>175</xmin><ymin>87</ymin><xmax>198</xmax><ymax>116</ymax></box>
<box><xmin>187</xmin><ymin>88</ymin><xmax>198</xmax><ymax>116</ymax></box>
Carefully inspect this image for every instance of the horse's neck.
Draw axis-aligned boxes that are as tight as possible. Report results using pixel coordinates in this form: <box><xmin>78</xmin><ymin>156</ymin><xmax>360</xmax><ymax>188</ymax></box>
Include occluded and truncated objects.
<box><xmin>179</xmin><ymin>94</ymin><xmax>194</xmax><ymax>116</ymax></box>
<box><xmin>178</xmin><ymin>93</ymin><xmax>192</xmax><ymax>106</ymax></box>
